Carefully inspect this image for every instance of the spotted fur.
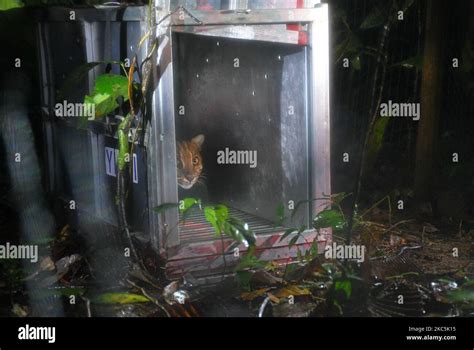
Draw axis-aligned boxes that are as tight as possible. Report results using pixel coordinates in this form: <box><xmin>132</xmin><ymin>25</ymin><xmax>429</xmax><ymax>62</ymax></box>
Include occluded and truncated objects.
<box><xmin>177</xmin><ymin>134</ymin><xmax>205</xmax><ymax>189</ymax></box>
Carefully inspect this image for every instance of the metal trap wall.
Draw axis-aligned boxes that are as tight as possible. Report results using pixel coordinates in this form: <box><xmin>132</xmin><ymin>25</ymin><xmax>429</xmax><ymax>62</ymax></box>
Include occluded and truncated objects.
<box><xmin>150</xmin><ymin>2</ymin><xmax>332</xmax><ymax>279</ymax></box>
<box><xmin>37</xmin><ymin>6</ymin><xmax>149</xmax><ymax>235</ymax></box>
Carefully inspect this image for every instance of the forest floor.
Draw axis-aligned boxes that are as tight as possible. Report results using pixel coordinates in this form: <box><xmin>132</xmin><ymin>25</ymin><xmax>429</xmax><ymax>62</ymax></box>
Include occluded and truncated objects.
<box><xmin>1</xmin><ymin>196</ymin><xmax>473</xmax><ymax>317</ymax></box>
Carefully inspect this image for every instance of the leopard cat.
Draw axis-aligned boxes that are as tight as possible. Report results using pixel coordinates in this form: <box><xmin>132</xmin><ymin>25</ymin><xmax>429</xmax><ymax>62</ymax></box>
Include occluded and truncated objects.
<box><xmin>177</xmin><ymin>134</ymin><xmax>205</xmax><ymax>190</ymax></box>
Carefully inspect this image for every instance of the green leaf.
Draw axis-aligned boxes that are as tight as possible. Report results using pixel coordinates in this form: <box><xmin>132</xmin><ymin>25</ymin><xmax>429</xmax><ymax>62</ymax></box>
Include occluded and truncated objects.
<box><xmin>288</xmin><ymin>235</ymin><xmax>299</xmax><ymax>248</ymax></box>
<box><xmin>214</xmin><ymin>204</ymin><xmax>229</xmax><ymax>224</ymax></box>
<box><xmin>279</xmin><ymin>227</ymin><xmax>299</xmax><ymax>242</ymax></box>
<box><xmin>180</xmin><ymin>197</ymin><xmax>199</xmax><ymax>212</ymax></box>
<box><xmin>117</xmin><ymin>115</ymin><xmax>131</xmax><ymax>172</ymax></box>
<box><xmin>235</xmin><ymin>270</ymin><xmax>253</xmax><ymax>291</ymax></box>
<box><xmin>84</xmin><ymin>74</ymin><xmax>129</xmax><ymax>118</ymax></box>
<box><xmin>227</xmin><ymin>216</ymin><xmax>256</xmax><ymax>247</ymax></box>
<box><xmin>322</xmin><ymin>263</ymin><xmax>336</xmax><ymax>275</ymax></box>
<box><xmin>334</xmin><ymin>33</ymin><xmax>362</xmax><ymax>64</ymax></box>
<box><xmin>335</xmin><ymin>280</ymin><xmax>352</xmax><ymax>299</ymax></box>
<box><xmin>57</xmin><ymin>61</ymin><xmax>125</xmax><ymax>101</ymax></box>
<box><xmin>180</xmin><ymin>197</ymin><xmax>200</xmax><ymax>221</ymax></box>
<box><xmin>391</xmin><ymin>55</ymin><xmax>423</xmax><ymax>70</ymax></box>
<box><xmin>204</xmin><ymin>206</ymin><xmax>220</xmax><ymax>234</ymax></box>
<box><xmin>236</xmin><ymin>252</ymin><xmax>266</xmax><ymax>271</ymax></box>
<box><xmin>313</xmin><ymin>209</ymin><xmax>346</xmax><ymax>231</ymax></box>
<box><xmin>153</xmin><ymin>202</ymin><xmax>179</xmax><ymax>214</ymax></box>
<box><xmin>351</xmin><ymin>55</ymin><xmax>361</xmax><ymax>70</ymax></box>
<box><xmin>91</xmin><ymin>292</ymin><xmax>150</xmax><ymax>305</ymax></box>
<box><xmin>331</xmin><ymin>192</ymin><xmax>351</xmax><ymax>206</ymax></box>
<box><xmin>0</xmin><ymin>0</ymin><xmax>23</xmax><ymax>11</ymax></box>
<box><xmin>396</xmin><ymin>0</ymin><xmax>415</xmax><ymax>12</ymax></box>
<box><xmin>27</xmin><ymin>236</ymin><xmax>55</xmax><ymax>247</ymax></box>
<box><xmin>94</xmin><ymin>74</ymin><xmax>129</xmax><ymax>98</ymax></box>
<box><xmin>446</xmin><ymin>289</ymin><xmax>474</xmax><ymax>306</ymax></box>
<box><xmin>360</xmin><ymin>6</ymin><xmax>386</xmax><ymax>29</ymax></box>
<box><xmin>57</xmin><ymin>62</ymin><xmax>101</xmax><ymax>101</ymax></box>
<box><xmin>84</xmin><ymin>93</ymin><xmax>116</xmax><ymax>119</ymax></box>
<box><xmin>276</xmin><ymin>202</ymin><xmax>285</xmax><ymax>224</ymax></box>
<box><xmin>365</xmin><ymin>117</ymin><xmax>390</xmax><ymax>171</ymax></box>
<box><xmin>296</xmin><ymin>248</ymin><xmax>303</xmax><ymax>262</ymax></box>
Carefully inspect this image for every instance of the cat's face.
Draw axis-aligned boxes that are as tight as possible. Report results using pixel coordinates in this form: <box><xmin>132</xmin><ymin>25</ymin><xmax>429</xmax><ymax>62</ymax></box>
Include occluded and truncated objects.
<box><xmin>177</xmin><ymin>134</ymin><xmax>205</xmax><ymax>189</ymax></box>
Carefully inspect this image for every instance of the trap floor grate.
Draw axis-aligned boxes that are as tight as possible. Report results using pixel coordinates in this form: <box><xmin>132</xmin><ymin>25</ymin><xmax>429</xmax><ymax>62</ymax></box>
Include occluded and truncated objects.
<box><xmin>179</xmin><ymin>206</ymin><xmax>284</xmax><ymax>243</ymax></box>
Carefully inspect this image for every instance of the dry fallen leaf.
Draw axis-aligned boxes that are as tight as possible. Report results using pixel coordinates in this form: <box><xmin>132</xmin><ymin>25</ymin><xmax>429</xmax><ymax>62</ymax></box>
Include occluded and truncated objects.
<box><xmin>241</xmin><ymin>288</ymin><xmax>270</xmax><ymax>301</ymax></box>
<box><xmin>423</xmin><ymin>223</ymin><xmax>439</xmax><ymax>233</ymax></box>
<box><xmin>267</xmin><ymin>292</ymin><xmax>281</xmax><ymax>304</ymax></box>
<box><xmin>39</xmin><ymin>256</ymin><xmax>55</xmax><ymax>272</ymax></box>
<box><xmin>272</xmin><ymin>285</ymin><xmax>311</xmax><ymax>298</ymax></box>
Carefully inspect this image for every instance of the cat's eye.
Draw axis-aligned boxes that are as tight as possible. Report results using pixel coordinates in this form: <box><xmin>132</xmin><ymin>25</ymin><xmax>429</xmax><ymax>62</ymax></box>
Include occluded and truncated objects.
<box><xmin>192</xmin><ymin>156</ymin><xmax>199</xmax><ymax>165</ymax></box>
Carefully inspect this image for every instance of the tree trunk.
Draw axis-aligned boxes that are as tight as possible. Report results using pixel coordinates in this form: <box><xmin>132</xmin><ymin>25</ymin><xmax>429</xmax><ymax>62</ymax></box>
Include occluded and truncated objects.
<box><xmin>414</xmin><ymin>0</ymin><xmax>449</xmax><ymax>204</ymax></box>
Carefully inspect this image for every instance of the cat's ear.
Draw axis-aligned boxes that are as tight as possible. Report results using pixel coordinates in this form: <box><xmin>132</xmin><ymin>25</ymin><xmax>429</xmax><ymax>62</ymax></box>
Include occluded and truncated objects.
<box><xmin>192</xmin><ymin>134</ymin><xmax>205</xmax><ymax>148</ymax></box>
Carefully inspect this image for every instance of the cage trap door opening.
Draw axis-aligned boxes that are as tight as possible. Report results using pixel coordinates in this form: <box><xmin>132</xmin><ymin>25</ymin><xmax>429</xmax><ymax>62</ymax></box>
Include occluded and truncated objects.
<box><xmin>154</xmin><ymin>6</ymin><xmax>331</xmax><ymax>278</ymax></box>
<box><xmin>173</xmin><ymin>32</ymin><xmax>312</xmax><ymax>241</ymax></box>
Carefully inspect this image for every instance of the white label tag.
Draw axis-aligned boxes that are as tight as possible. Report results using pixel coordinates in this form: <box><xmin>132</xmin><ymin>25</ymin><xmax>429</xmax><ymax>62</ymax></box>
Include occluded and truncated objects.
<box><xmin>105</xmin><ymin>147</ymin><xmax>138</xmax><ymax>184</ymax></box>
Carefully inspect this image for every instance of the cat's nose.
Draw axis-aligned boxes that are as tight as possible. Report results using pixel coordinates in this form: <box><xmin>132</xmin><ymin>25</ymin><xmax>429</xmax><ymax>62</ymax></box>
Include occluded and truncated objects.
<box><xmin>185</xmin><ymin>175</ymin><xmax>194</xmax><ymax>182</ymax></box>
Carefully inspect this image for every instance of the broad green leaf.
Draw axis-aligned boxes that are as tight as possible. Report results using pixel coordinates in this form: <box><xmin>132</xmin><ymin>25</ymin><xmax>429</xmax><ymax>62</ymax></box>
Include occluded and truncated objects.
<box><xmin>58</xmin><ymin>62</ymin><xmax>101</xmax><ymax>101</ymax></box>
<box><xmin>334</xmin><ymin>33</ymin><xmax>362</xmax><ymax>64</ymax></box>
<box><xmin>223</xmin><ymin>221</ymin><xmax>244</xmax><ymax>244</ymax></box>
<box><xmin>91</xmin><ymin>292</ymin><xmax>150</xmax><ymax>304</ymax></box>
<box><xmin>235</xmin><ymin>252</ymin><xmax>266</xmax><ymax>271</ymax></box>
<box><xmin>351</xmin><ymin>55</ymin><xmax>361</xmax><ymax>70</ymax></box>
<box><xmin>180</xmin><ymin>197</ymin><xmax>200</xmax><ymax>221</ymax></box>
<box><xmin>94</xmin><ymin>74</ymin><xmax>129</xmax><ymax>98</ymax></box>
<box><xmin>335</xmin><ymin>280</ymin><xmax>352</xmax><ymax>299</ymax></box>
<box><xmin>360</xmin><ymin>6</ymin><xmax>386</xmax><ymax>29</ymax></box>
<box><xmin>84</xmin><ymin>93</ymin><xmax>116</xmax><ymax>118</ymax></box>
<box><xmin>58</xmin><ymin>61</ymin><xmax>125</xmax><ymax>101</ymax></box>
<box><xmin>227</xmin><ymin>216</ymin><xmax>256</xmax><ymax>246</ymax></box>
<box><xmin>214</xmin><ymin>204</ymin><xmax>229</xmax><ymax>224</ymax></box>
<box><xmin>0</xmin><ymin>0</ymin><xmax>23</xmax><ymax>11</ymax></box>
<box><xmin>204</xmin><ymin>206</ymin><xmax>220</xmax><ymax>234</ymax></box>
<box><xmin>180</xmin><ymin>197</ymin><xmax>199</xmax><ymax>212</ymax></box>
<box><xmin>235</xmin><ymin>270</ymin><xmax>253</xmax><ymax>291</ymax></box>
<box><xmin>84</xmin><ymin>74</ymin><xmax>129</xmax><ymax>118</ymax></box>
<box><xmin>313</xmin><ymin>209</ymin><xmax>346</xmax><ymax>231</ymax></box>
